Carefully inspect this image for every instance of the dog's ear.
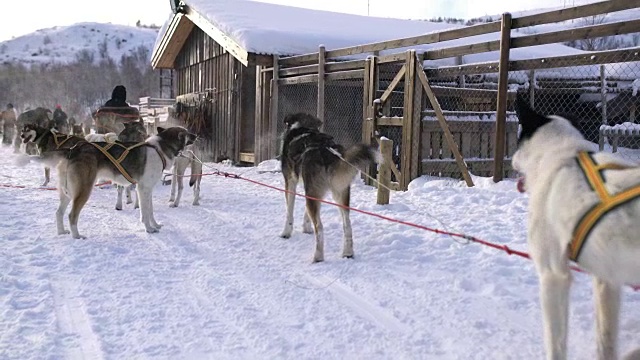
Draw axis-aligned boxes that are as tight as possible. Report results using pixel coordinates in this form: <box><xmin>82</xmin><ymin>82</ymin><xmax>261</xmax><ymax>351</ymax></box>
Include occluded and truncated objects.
<box><xmin>156</xmin><ymin>127</ymin><xmax>166</xmax><ymax>133</ymax></box>
<box><xmin>515</xmin><ymin>96</ymin><xmax>550</xmax><ymax>143</ymax></box>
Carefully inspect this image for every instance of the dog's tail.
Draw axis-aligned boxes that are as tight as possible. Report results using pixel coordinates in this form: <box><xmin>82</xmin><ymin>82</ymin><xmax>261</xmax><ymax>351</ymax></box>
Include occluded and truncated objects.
<box><xmin>189</xmin><ymin>159</ymin><xmax>203</xmax><ymax>187</ymax></box>
<box><xmin>333</xmin><ymin>144</ymin><xmax>381</xmax><ymax>187</ymax></box>
<box><xmin>342</xmin><ymin>144</ymin><xmax>381</xmax><ymax>170</ymax></box>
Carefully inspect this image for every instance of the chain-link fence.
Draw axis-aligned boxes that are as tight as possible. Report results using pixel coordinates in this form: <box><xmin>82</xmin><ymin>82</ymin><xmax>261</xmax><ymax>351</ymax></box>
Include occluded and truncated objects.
<box><xmin>276</xmin><ymin>75</ymin><xmax>365</xmax><ymax>156</ymax></box>
<box><xmin>513</xmin><ymin>54</ymin><xmax>640</xmax><ymax>162</ymax></box>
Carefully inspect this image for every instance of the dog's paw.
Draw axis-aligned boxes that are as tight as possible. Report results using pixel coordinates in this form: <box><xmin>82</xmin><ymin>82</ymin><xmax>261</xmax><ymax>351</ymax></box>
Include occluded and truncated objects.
<box><xmin>302</xmin><ymin>226</ymin><xmax>314</xmax><ymax>234</ymax></box>
<box><xmin>342</xmin><ymin>254</ymin><xmax>354</xmax><ymax>259</ymax></box>
<box><xmin>115</xmin><ymin>206</ymin><xmax>123</xmax><ymax>211</ymax></box>
<box><xmin>146</xmin><ymin>227</ymin><xmax>160</xmax><ymax>233</ymax></box>
<box><xmin>312</xmin><ymin>255</ymin><xmax>324</xmax><ymax>263</ymax></box>
<box><xmin>280</xmin><ymin>232</ymin><xmax>292</xmax><ymax>239</ymax></box>
<box><xmin>73</xmin><ymin>234</ymin><xmax>87</xmax><ymax>239</ymax></box>
<box><xmin>169</xmin><ymin>202</ymin><xmax>178</xmax><ymax>208</ymax></box>
<box><xmin>57</xmin><ymin>229</ymin><xmax>70</xmax><ymax>235</ymax></box>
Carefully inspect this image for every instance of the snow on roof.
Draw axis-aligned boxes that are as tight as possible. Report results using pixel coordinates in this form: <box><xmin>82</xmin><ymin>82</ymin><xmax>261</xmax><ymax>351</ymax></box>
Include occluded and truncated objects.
<box><xmin>153</xmin><ymin>0</ymin><xmax>584</xmax><ymax>65</ymax></box>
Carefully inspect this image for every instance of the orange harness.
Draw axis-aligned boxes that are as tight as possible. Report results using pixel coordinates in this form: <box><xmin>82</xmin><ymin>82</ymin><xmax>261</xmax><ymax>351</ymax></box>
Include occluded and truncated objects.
<box><xmin>570</xmin><ymin>151</ymin><xmax>640</xmax><ymax>261</ymax></box>
<box><xmin>78</xmin><ymin>140</ymin><xmax>167</xmax><ymax>184</ymax></box>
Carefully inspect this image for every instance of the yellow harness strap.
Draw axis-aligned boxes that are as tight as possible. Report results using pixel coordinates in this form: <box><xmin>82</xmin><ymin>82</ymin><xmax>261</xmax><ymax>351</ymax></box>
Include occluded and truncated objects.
<box><xmin>52</xmin><ymin>131</ymin><xmax>75</xmax><ymax>149</ymax></box>
<box><xmin>87</xmin><ymin>142</ymin><xmax>149</xmax><ymax>184</ymax></box>
<box><xmin>570</xmin><ymin>151</ymin><xmax>640</xmax><ymax>261</ymax></box>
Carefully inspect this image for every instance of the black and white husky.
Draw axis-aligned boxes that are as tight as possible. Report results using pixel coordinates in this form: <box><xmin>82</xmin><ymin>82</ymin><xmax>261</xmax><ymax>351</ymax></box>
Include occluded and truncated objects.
<box><xmin>55</xmin><ymin>126</ymin><xmax>196</xmax><ymax>238</ymax></box>
<box><xmin>512</xmin><ymin>98</ymin><xmax>640</xmax><ymax>360</ymax></box>
<box><xmin>280</xmin><ymin>113</ymin><xmax>379</xmax><ymax>262</ymax></box>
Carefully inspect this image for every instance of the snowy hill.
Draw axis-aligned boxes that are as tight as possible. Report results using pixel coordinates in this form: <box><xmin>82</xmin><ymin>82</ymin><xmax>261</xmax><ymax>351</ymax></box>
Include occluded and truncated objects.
<box><xmin>0</xmin><ymin>22</ymin><xmax>159</xmax><ymax>66</ymax></box>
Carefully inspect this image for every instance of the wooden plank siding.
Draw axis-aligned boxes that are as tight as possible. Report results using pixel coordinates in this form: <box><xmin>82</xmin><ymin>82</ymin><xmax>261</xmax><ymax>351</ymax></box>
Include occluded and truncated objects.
<box><xmin>174</xmin><ymin>27</ymin><xmax>256</xmax><ymax>163</ymax></box>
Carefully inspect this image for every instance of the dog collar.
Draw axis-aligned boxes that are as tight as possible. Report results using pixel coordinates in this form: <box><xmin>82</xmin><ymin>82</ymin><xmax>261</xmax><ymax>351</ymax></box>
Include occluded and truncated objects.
<box><xmin>570</xmin><ymin>151</ymin><xmax>640</xmax><ymax>262</ymax></box>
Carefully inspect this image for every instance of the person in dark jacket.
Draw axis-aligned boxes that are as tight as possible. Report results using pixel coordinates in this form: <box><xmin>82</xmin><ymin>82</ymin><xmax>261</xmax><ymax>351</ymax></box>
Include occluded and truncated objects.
<box><xmin>104</xmin><ymin>85</ymin><xmax>130</xmax><ymax>107</ymax></box>
<box><xmin>101</xmin><ymin>85</ymin><xmax>139</xmax><ymax>117</ymax></box>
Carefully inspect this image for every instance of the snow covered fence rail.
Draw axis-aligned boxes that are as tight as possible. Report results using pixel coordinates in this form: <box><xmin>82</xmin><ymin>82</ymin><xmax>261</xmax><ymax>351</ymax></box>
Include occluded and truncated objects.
<box><xmin>599</xmin><ymin>122</ymin><xmax>640</xmax><ymax>153</ymax></box>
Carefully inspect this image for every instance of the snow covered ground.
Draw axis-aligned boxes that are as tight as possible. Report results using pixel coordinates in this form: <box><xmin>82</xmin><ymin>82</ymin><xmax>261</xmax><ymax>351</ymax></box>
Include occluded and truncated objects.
<box><xmin>1</xmin><ymin>144</ymin><xmax>640</xmax><ymax>359</ymax></box>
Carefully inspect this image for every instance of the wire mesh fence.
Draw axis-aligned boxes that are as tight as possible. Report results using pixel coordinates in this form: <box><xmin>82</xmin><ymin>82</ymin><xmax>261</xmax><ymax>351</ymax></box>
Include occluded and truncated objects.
<box><xmin>515</xmin><ymin>53</ymin><xmax>640</xmax><ymax>162</ymax></box>
<box><xmin>276</xmin><ymin>76</ymin><xmax>365</xmax><ymax>156</ymax></box>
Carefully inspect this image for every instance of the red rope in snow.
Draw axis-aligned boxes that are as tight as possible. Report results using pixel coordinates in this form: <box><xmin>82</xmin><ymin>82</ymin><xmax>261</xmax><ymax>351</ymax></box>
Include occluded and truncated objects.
<box><xmin>196</xmin><ymin>169</ymin><xmax>600</xmax><ymax>277</ymax></box>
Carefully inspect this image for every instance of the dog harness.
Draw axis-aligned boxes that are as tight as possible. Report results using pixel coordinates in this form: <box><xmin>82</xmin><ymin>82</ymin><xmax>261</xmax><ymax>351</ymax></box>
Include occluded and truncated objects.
<box><xmin>84</xmin><ymin>142</ymin><xmax>167</xmax><ymax>184</ymax></box>
<box><xmin>570</xmin><ymin>151</ymin><xmax>640</xmax><ymax>261</ymax></box>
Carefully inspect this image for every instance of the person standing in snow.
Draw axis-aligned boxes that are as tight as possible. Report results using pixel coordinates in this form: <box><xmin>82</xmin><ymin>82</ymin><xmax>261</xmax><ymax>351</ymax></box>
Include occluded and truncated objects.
<box><xmin>1</xmin><ymin>103</ymin><xmax>18</xmax><ymax>147</ymax></box>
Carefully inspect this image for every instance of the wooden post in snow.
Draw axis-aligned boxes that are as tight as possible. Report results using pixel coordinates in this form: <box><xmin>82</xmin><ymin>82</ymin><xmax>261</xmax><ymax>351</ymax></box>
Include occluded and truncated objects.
<box><xmin>492</xmin><ymin>12</ymin><xmax>512</xmax><ymax>183</ymax></box>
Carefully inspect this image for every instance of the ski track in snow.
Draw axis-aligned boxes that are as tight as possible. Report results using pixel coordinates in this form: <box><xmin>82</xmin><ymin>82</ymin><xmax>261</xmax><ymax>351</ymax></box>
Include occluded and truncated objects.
<box><xmin>2</xmin><ymin>145</ymin><xmax>640</xmax><ymax>359</ymax></box>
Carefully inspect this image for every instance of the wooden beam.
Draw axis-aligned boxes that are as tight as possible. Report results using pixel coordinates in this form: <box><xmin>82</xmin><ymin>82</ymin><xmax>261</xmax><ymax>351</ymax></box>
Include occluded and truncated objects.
<box><xmin>512</xmin><ymin>0</ymin><xmax>640</xmax><ymax>29</ymax></box>
<box><xmin>184</xmin><ymin>5</ymin><xmax>250</xmax><ymax>66</ymax></box>
<box><xmin>411</xmin><ymin>54</ymin><xmax>424</xmax><ymax>181</ymax></box>
<box><xmin>151</xmin><ymin>14</ymin><xmax>195</xmax><ymax>69</ymax></box>
<box><xmin>279</xmin><ymin>59</ymin><xmax>366</xmax><ymax>77</ymax></box>
<box><xmin>512</xmin><ymin>19</ymin><xmax>640</xmax><ymax>50</ymax></box>
<box><xmin>417</xmin><ymin>61</ymin><xmax>474</xmax><ymax>187</ymax></box>
<box><xmin>379</xmin><ymin>65</ymin><xmax>407</xmax><ymax>104</ymax></box>
<box><xmin>317</xmin><ymin>45</ymin><xmax>326</xmax><ymax>123</ymax></box>
<box><xmin>279</xmin><ymin>21</ymin><xmax>501</xmax><ymax>66</ymax></box>
<box><xmin>363</xmin><ymin>56</ymin><xmax>378</xmax><ymax>186</ymax></box>
<box><xmin>377</xmin><ymin>138</ymin><xmax>393</xmax><ymax>205</ymax></box>
<box><xmin>269</xmin><ymin>56</ymin><xmax>279</xmax><ymax>156</ymax></box>
<box><xmin>493</xmin><ymin>13</ymin><xmax>512</xmax><ymax>183</ymax></box>
<box><xmin>430</xmin><ymin>47</ymin><xmax>640</xmax><ymax>77</ymax></box>
<box><xmin>401</xmin><ymin>50</ymin><xmax>416</xmax><ymax>190</ymax></box>
<box><xmin>424</xmin><ymin>40</ymin><xmax>501</xmax><ymax>61</ymax></box>
<box><xmin>325</xmin><ymin>70</ymin><xmax>365</xmax><ymax>81</ymax></box>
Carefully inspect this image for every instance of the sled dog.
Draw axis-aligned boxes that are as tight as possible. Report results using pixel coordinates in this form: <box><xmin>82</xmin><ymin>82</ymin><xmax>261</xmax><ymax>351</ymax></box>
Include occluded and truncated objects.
<box><xmin>280</xmin><ymin>113</ymin><xmax>379</xmax><ymax>262</ymax></box>
<box><xmin>169</xmin><ymin>143</ymin><xmax>203</xmax><ymax>207</ymax></box>
<box><xmin>115</xmin><ymin>120</ymin><xmax>148</xmax><ymax>211</ymax></box>
<box><xmin>20</xmin><ymin>124</ymin><xmax>86</xmax><ymax>186</ymax></box>
<box><xmin>512</xmin><ymin>98</ymin><xmax>640</xmax><ymax>360</ymax></box>
<box><xmin>55</xmin><ymin>126</ymin><xmax>196</xmax><ymax>238</ymax></box>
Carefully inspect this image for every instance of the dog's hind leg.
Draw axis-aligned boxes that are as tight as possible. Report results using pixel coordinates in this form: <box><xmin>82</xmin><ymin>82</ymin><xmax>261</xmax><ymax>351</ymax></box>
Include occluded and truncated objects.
<box><xmin>539</xmin><ymin>269</ymin><xmax>572</xmax><ymax>360</ymax></box>
<box><xmin>169</xmin><ymin>165</ymin><xmax>185</xmax><ymax>208</ymax></box>
<box><xmin>115</xmin><ymin>185</ymin><xmax>124</xmax><ymax>210</ymax></box>
<box><xmin>56</xmin><ymin>190</ymin><xmax>71</xmax><ymax>235</ymax></box>
<box><xmin>42</xmin><ymin>167</ymin><xmax>50</xmax><ymax>187</ymax></box>
<box><xmin>137</xmin><ymin>184</ymin><xmax>161</xmax><ymax>233</ymax></box>
<box><xmin>125</xmin><ymin>184</ymin><xmax>133</xmax><ymax>204</ymax></box>
<box><xmin>130</xmin><ymin>185</ymin><xmax>139</xmax><ymax>209</ymax></box>
<box><xmin>280</xmin><ymin>175</ymin><xmax>297</xmax><ymax>238</ymax></box>
<box><xmin>306</xmin><ymin>197</ymin><xmax>324</xmax><ymax>263</ymax></box>
<box><xmin>593</xmin><ymin>278</ymin><xmax>621</xmax><ymax>360</ymax></box>
<box><xmin>191</xmin><ymin>160</ymin><xmax>202</xmax><ymax>206</ymax></box>
<box><xmin>332</xmin><ymin>187</ymin><xmax>354</xmax><ymax>259</ymax></box>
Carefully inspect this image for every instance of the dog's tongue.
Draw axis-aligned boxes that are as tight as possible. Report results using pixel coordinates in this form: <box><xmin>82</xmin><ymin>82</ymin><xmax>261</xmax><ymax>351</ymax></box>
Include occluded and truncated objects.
<box><xmin>517</xmin><ymin>177</ymin><xmax>526</xmax><ymax>193</ymax></box>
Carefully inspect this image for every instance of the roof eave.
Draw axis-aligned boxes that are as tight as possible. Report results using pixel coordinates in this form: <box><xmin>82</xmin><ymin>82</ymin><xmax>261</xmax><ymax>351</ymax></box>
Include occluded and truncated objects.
<box><xmin>151</xmin><ymin>14</ymin><xmax>195</xmax><ymax>69</ymax></box>
<box><xmin>183</xmin><ymin>5</ymin><xmax>250</xmax><ymax>66</ymax></box>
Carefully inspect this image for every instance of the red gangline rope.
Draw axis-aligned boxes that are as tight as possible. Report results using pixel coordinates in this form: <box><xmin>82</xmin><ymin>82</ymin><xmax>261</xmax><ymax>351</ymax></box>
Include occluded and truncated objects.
<box><xmin>198</xmin><ymin>170</ymin><xmax>590</xmax><ymax>271</ymax></box>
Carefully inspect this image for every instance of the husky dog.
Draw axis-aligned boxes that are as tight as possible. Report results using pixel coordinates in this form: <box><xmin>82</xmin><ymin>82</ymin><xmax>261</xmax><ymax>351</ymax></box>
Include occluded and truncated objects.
<box><xmin>20</xmin><ymin>124</ymin><xmax>86</xmax><ymax>186</ymax></box>
<box><xmin>168</xmin><ymin>143</ymin><xmax>203</xmax><ymax>207</ymax></box>
<box><xmin>512</xmin><ymin>98</ymin><xmax>640</xmax><ymax>360</ymax></box>
<box><xmin>115</xmin><ymin>120</ymin><xmax>148</xmax><ymax>211</ymax></box>
<box><xmin>55</xmin><ymin>126</ymin><xmax>196</xmax><ymax>238</ymax></box>
<box><xmin>280</xmin><ymin>113</ymin><xmax>379</xmax><ymax>262</ymax></box>
<box><xmin>72</xmin><ymin>124</ymin><xmax>85</xmax><ymax>137</ymax></box>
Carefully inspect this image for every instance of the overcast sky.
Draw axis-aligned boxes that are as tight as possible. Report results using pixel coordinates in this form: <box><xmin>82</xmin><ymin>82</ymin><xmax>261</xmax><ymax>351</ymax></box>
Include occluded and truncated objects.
<box><xmin>0</xmin><ymin>0</ymin><xmax>588</xmax><ymax>42</ymax></box>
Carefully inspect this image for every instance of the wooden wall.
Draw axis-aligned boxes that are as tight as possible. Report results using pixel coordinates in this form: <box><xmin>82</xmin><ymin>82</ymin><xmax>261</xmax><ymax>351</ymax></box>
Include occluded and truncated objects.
<box><xmin>174</xmin><ymin>27</ymin><xmax>256</xmax><ymax>163</ymax></box>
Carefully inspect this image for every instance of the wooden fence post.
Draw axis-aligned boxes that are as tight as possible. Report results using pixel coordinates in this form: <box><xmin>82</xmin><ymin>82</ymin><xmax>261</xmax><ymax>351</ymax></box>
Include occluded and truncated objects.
<box><xmin>270</xmin><ymin>55</ymin><xmax>280</xmax><ymax>157</ymax></box>
<box><xmin>600</xmin><ymin>64</ymin><xmax>607</xmax><ymax>125</ymax></box>
<box><xmin>363</xmin><ymin>56</ymin><xmax>378</xmax><ymax>186</ymax></box>
<box><xmin>492</xmin><ymin>12</ymin><xmax>512</xmax><ymax>183</ymax></box>
<box><xmin>528</xmin><ymin>69</ymin><xmax>535</xmax><ymax>108</ymax></box>
<box><xmin>401</xmin><ymin>50</ymin><xmax>416</xmax><ymax>190</ymax></box>
<box><xmin>377</xmin><ymin>137</ymin><xmax>393</xmax><ymax>205</ymax></box>
<box><xmin>317</xmin><ymin>45</ymin><xmax>326</xmax><ymax>126</ymax></box>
